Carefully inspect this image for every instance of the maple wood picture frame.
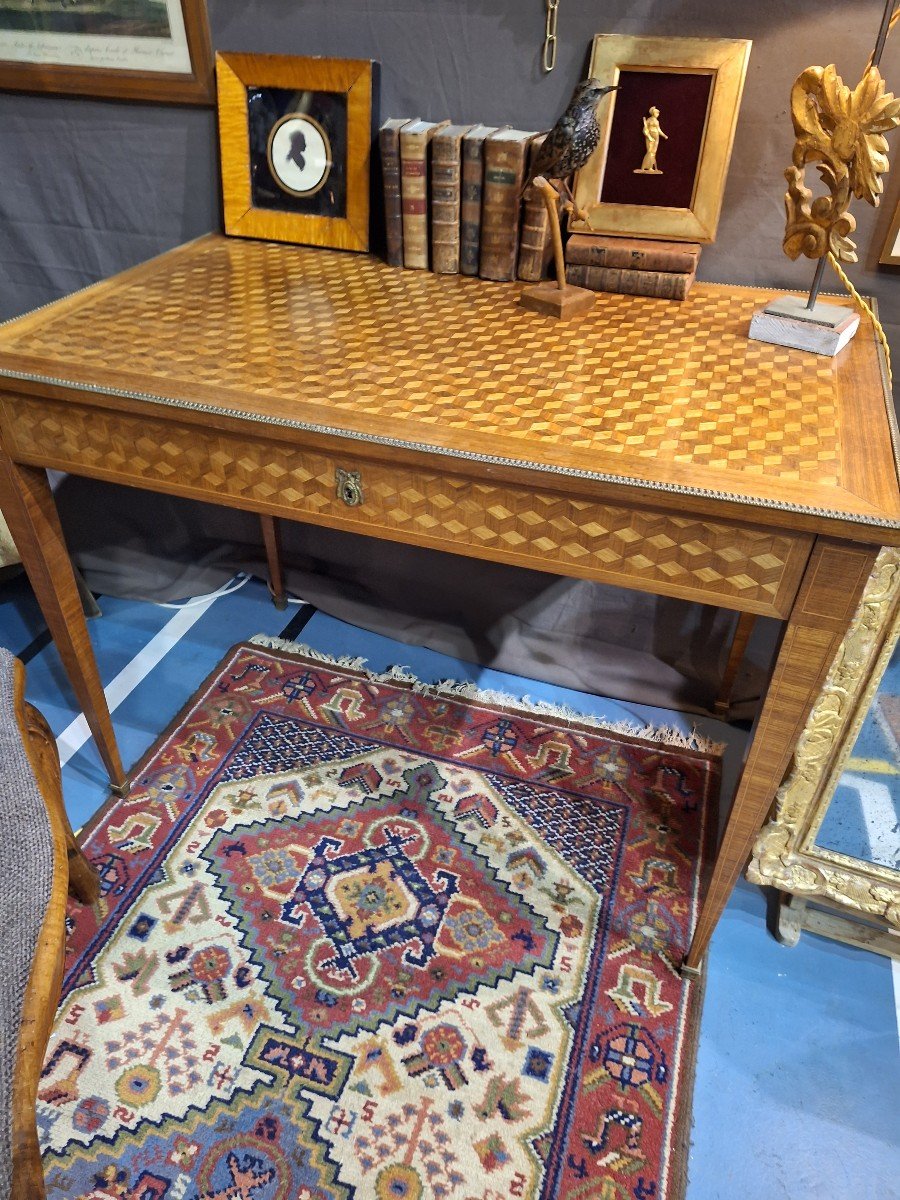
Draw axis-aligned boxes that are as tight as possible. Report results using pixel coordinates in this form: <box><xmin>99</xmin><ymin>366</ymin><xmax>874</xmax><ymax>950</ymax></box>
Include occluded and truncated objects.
<box><xmin>0</xmin><ymin>0</ymin><xmax>213</xmax><ymax>104</ymax></box>
<box><xmin>879</xmin><ymin>199</ymin><xmax>900</xmax><ymax>265</ymax></box>
<box><xmin>216</xmin><ymin>52</ymin><xmax>373</xmax><ymax>253</ymax></box>
<box><xmin>572</xmin><ymin>35</ymin><xmax>751</xmax><ymax>244</ymax></box>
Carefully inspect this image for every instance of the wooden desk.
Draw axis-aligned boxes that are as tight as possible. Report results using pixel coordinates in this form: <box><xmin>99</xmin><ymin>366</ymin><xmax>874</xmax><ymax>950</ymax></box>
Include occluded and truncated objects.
<box><xmin>0</xmin><ymin>234</ymin><xmax>897</xmax><ymax>972</ymax></box>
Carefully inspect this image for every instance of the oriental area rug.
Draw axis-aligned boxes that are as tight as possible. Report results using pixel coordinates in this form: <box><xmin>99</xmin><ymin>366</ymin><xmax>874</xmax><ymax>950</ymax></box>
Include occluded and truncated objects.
<box><xmin>40</xmin><ymin>639</ymin><xmax>720</xmax><ymax>1200</ymax></box>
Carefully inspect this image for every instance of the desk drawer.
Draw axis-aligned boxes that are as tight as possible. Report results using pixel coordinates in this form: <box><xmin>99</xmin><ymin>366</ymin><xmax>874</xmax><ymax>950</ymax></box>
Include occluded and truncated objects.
<box><xmin>6</xmin><ymin>395</ymin><xmax>811</xmax><ymax>617</ymax></box>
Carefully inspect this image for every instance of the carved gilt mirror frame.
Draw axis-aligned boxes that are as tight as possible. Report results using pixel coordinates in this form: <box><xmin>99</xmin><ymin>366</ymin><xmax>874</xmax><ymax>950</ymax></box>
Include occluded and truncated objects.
<box><xmin>747</xmin><ymin>547</ymin><xmax>900</xmax><ymax>934</ymax></box>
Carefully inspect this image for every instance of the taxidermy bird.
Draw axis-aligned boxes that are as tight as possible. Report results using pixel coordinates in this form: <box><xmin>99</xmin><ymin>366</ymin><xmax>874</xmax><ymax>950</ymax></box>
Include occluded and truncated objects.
<box><xmin>526</xmin><ymin>78</ymin><xmax>618</xmax><ymax>216</ymax></box>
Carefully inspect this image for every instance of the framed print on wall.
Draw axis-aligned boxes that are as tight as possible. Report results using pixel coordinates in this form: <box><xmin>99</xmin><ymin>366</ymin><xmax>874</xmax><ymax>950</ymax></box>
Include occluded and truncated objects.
<box><xmin>572</xmin><ymin>35</ymin><xmax>751</xmax><ymax>244</ymax></box>
<box><xmin>216</xmin><ymin>53</ymin><xmax>374</xmax><ymax>253</ymax></box>
<box><xmin>0</xmin><ymin>0</ymin><xmax>213</xmax><ymax>104</ymax></box>
<box><xmin>879</xmin><ymin>199</ymin><xmax>900</xmax><ymax>265</ymax></box>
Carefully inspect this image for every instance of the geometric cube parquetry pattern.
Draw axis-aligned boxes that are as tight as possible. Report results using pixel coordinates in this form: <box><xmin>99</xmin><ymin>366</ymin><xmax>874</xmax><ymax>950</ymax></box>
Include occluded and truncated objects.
<box><xmin>11</xmin><ymin>396</ymin><xmax>808</xmax><ymax>615</ymax></box>
<box><xmin>1</xmin><ymin>238</ymin><xmax>843</xmax><ymax>488</ymax></box>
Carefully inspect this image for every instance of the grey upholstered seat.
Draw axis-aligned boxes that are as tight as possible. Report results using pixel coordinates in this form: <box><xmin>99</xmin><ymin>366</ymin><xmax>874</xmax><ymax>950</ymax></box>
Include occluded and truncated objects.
<box><xmin>0</xmin><ymin>647</ymin><xmax>54</xmax><ymax>1198</ymax></box>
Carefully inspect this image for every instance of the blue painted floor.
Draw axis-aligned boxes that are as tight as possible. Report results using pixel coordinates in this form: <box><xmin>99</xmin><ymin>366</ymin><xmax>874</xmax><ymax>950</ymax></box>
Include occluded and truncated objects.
<box><xmin>3</xmin><ymin>572</ymin><xmax>898</xmax><ymax>1199</ymax></box>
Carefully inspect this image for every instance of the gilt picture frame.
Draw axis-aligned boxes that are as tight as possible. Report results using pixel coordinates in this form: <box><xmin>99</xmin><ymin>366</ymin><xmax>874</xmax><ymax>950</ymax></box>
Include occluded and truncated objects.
<box><xmin>0</xmin><ymin>0</ymin><xmax>213</xmax><ymax>104</ymax></box>
<box><xmin>879</xmin><ymin>199</ymin><xmax>900</xmax><ymax>265</ymax></box>
<box><xmin>747</xmin><ymin>548</ymin><xmax>900</xmax><ymax>946</ymax></box>
<box><xmin>216</xmin><ymin>52</ymin><xmax>374</xmax><ymax>253</ymax></box>
<box><xmin>571</xmin><ymin>35</ymin><xmax>751</xmax><ymax>244</ymax></box>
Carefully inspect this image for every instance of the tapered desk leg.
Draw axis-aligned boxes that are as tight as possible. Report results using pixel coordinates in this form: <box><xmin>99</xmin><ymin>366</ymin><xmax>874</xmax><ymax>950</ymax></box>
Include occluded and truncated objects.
<box><xmin>260</xmin><ymin>514</ymin><xmax>287</xmax><ymax>609</ymax></box>
<box><xmin>0</xmin><ymin>453</ymin><xmax>127</xmax><ymax>794</ymax></box>
<box><xmin>683</xmin><ymin>538</ymin><xmax>879</xmax><ymax>974</ymax></box>
<box><xmin>714</xmin><ymin>611</ymin><xmax>756</xmax><ymax>717</ymax></box>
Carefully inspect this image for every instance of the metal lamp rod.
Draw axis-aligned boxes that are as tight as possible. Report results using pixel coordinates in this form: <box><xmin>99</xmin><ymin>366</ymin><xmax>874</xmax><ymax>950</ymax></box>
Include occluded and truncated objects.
<box><xmin>805</xmin><ymin>255</ymin><xmax>828</xmax><ymax>310</ymax></box>
<box><xmin>872</xmin><ymin>0</ymin><xmax>898</xmax><ymax>71</ymax></box>
<box><xmin>806</xmin><ymin>0</ymin><xmax>897</xmax><ymax>309</ymax></box>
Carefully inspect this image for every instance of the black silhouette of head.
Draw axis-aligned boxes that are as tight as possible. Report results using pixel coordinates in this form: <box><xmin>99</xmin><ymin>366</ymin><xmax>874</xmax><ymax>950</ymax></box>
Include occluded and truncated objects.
<box><xmin>286</xmin><ymin>128</ymin><xmax>307</xmax><ymax>172</ymax></box>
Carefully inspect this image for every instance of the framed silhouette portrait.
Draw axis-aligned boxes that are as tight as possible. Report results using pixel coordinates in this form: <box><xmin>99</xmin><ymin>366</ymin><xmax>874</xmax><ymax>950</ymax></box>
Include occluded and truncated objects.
<box><xmin>572</xmin><ymin>35</ymin><xmax>751</xmax><ymax>243</ymax></box>
<box><xmin>216</xmin><ymin>53</ymin><xmax>374</xmax><ymax>252</ymax></box>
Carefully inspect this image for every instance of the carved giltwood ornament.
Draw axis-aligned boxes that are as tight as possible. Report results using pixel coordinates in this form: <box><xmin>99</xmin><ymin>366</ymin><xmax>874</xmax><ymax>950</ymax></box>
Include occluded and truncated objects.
<box><xmin>748</xmin><ymin>547</ymin><xmax>900</xmax><ymax>929</ymax></box>
<box><xmin>783</xmin><ymin>64</ymin><xmax>900</xmax><ymax>263</ymax></box>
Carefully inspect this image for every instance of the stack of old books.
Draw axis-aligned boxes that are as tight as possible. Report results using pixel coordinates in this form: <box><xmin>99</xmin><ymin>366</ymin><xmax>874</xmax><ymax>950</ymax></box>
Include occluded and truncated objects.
<box><xmin>379</xmin><ymin>118</ymin><xmax>551</xmax><ymax>284</ymax></box>
<box><xmin>564</xmin><ymin>234</ymin><xmax>701</xmax><ymax>300</ymax></box>
<box><xmin>380</xmin><ymin>116</ymin><xmax>701</xmax><ymax>300</ymax></box>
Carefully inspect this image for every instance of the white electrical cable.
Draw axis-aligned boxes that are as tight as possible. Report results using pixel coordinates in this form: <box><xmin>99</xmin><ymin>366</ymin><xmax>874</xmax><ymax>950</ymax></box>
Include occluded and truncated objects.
<box><xmin>153</xmin><ymin>572</ymin><xmax>253</xmax><ymax>609</ymax></box>
<box><xmin>153</xmin><ymin>573</ymin><xmax>310</xmax><ymax>610</ymax></box>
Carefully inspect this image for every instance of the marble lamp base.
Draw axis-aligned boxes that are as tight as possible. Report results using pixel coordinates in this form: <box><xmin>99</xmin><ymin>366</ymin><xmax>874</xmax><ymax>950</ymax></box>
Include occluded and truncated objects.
<box><xmin>749</xmin><ymin>294</ymin><xmax>860</xmax><ymax>356</ymax></box>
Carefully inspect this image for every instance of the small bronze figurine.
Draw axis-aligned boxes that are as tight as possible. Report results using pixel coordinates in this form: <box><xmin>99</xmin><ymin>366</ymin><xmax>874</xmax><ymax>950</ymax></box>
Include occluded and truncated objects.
<box><xmin>634</xmin><ymin>106</ymin><xmax>667</xmax><ymax>174</ymax></box>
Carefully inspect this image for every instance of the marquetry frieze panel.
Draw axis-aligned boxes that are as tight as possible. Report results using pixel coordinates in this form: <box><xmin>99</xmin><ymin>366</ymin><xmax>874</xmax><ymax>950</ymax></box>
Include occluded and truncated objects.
<box><xmin>6</xmin><ymin>396</ymin><xmax>811</xmax><ymax>615</ymax></box>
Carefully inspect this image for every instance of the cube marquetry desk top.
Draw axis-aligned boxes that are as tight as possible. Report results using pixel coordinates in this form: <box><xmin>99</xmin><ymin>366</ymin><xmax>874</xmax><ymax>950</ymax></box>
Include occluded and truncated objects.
<box><xmin>0</xmin><ymin>233</ymin><xmax>897</xmax><ymax>543</ymax></box>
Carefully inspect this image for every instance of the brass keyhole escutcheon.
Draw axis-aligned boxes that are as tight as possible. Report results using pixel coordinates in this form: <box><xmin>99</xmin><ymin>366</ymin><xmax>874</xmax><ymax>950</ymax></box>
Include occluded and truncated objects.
<box><xmin>336</xmin><ymin>468</ymin><xmax>363</xmax><ymax>507</ymax></box>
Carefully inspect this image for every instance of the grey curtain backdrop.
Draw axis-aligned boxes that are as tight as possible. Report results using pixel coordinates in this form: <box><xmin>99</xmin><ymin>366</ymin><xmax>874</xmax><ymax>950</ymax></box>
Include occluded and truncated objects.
<box><xmin>0</xmin><ymin>1</ymin><xmax>897</xmax><ymax>715</ymax></box>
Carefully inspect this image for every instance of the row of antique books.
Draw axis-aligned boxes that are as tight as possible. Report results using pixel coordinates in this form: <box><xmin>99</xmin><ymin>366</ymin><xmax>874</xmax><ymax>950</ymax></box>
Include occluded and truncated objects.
<box><xmin>380</xmin><ymin>118</ymin><xmax>552</xmax><ymax>282</ymax></box>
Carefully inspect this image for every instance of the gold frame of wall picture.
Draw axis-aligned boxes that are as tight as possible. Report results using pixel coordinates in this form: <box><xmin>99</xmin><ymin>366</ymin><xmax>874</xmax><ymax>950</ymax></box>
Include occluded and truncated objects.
<box><xmin>571</xmin><ymin>34</ymin><xmax>751</xmax><ymax>243</ymax></box>
<box><xmin>216</xmin><ymin>52</ymin><xmax>373</xmax><ymax>252</ymax></box>
<box><xmin>879</xmin><ymin>198</ymin><xmax>900</xmax><ymax>264</ymax></box>
<box><xmin>0</xmin><ymin>0</ymin><xmax>213</xmax><ymax>104</ymax></box>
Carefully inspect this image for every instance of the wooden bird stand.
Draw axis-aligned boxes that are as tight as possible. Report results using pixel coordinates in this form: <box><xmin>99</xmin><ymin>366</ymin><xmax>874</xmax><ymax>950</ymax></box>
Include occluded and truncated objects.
<box><xmin>520</xmin><ymin>176</ymin><xmax>595</xmax><ymax>319</ymax></box>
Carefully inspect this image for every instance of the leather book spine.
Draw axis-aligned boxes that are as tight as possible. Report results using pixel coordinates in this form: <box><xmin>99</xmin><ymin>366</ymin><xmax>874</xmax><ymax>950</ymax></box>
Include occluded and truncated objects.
<box><xmin>401</xmin><ymin>123</ymin><xmax>447</xmax><ymax>270</ymax></box>
<box><xmin>565</xmin><ymin>234</ymin><xmax>701</xmax><ymax>275</ymax></box>
<box><xmin>380</xmin><ymin>120</ymin><xmax>408</xmax><ymax>268</ymax></box>
<box><xmin>566</xmin><ymin>263</ymin><xmax>696</xmax><ymax>300</ymax></box>
<box><xmin>460</xmin><ymin>130</ymin><xmax>491</xmax><ymax>277</ymax></box>
<box><xmin>479</xmin><ymin>134</ymin><xmax>532</xmax><ymax>282</ymax></box>
<box><xmin>517</xmin><ymin>135</ymin><xmax>551</xmax><ymax>283</ymax></box>
<box><xmin>431</xmin><ymin>127</ymin><xmax>469</xmax><ymax>275</ymax></box>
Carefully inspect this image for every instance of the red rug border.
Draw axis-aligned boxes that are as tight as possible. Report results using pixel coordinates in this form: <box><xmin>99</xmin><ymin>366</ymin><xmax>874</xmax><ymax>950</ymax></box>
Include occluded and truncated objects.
<box><xmin>80</xmin><ymin>638</ymin><xmax>723</xmax><ymax>844</ymax></box>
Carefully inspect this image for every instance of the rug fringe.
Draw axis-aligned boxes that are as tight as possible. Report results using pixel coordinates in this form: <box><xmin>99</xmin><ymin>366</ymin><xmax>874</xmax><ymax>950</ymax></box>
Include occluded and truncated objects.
<box><xmin>249</xmin><ymin>634</ymin><xmax>725</xmax><ymax>756</ymax></box>
<box><xmin>251</xmin><ymin>634</ymin><xmax>369</xmax><ymax>672</ymax></box>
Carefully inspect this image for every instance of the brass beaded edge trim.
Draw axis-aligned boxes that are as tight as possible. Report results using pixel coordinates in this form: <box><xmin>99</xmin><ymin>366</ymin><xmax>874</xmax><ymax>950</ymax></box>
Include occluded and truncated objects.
<box><xmin>0</xmin><ymin>366</ymin><xmax>897</xmax><ymax>529</ymax></box>
<box><xmin>0</xmin><ymin>280</ymin><xmax>106</xmax><ymax>329</ymax></box>
<box><xmin>0</xmin><ymin>239</ymin><xmax>209</xmax><ymax>332</ymax></box>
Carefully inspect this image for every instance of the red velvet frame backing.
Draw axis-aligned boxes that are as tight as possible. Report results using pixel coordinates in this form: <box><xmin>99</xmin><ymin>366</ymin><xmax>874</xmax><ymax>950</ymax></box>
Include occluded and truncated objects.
<box><xmin>599</xmin><ymin>70</ymin><xmax>714</xmax><ymax>210</ymax></box>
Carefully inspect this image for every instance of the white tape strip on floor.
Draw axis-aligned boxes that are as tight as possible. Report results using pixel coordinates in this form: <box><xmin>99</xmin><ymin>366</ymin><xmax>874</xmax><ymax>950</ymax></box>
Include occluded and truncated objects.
<box><xmin>55</xmin><ymin>582</ymin><xmax>235</xmax><ymax>768</ymax></box>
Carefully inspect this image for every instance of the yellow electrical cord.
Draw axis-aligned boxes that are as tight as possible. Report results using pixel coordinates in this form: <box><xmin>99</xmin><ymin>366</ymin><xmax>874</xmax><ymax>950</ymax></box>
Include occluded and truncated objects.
<box><xmin>827</xmin><ymin>251</ymin><xmax>893</xmax><ymax>384</ymax></box>
<box><xmin>832</xmin><ymin>3</ymin><xmax>898</xmax><ymax>385</ymax></box>
<box><xmin>835</xmin><ymin>2</ymin><xmax>897</xmax><ymax>381</ymax></box>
